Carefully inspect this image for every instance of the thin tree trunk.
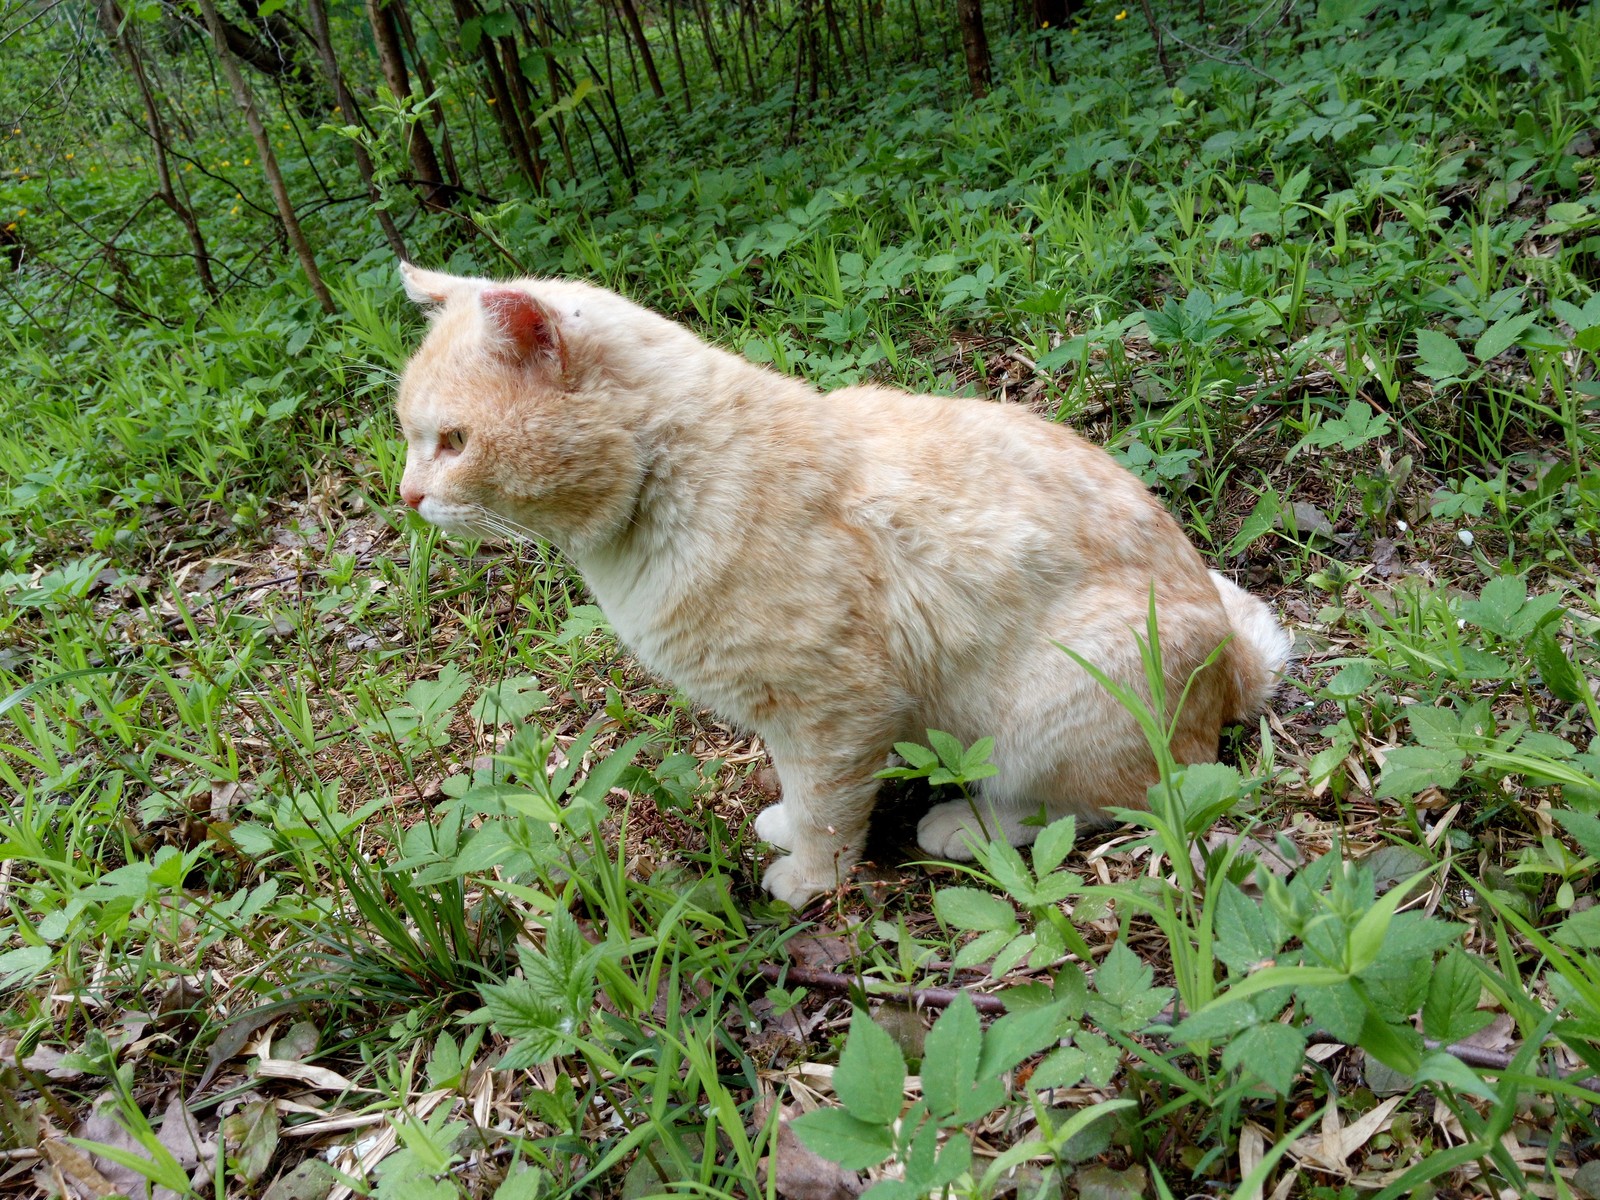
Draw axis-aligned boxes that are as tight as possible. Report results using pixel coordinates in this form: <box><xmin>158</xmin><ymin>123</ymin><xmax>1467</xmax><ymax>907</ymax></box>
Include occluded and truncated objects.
<box><xmin>955</xmin><ymin>0</ymin><xmax>991</xmax><ymax>97</ymax></box>
<box><xmin>822</xmin><ymin>0</ymin><xmax>850</xmax><ymax>79</ymax></box>
<box><xmin>304</xmin><ymin>0</ymin><xmax>406</xmax><ymax>257</ymax></box>
<box><xmin>805</xmin><ymin>0</ymin><xmax>820</xmax><ymax>101</ymax></box>
<box><xmin>904</xmin><ymin>0</ymin><xmax>924</xmax><ymax>57</ymax></box>
<box><xmin>736</xmin><ymin>0</ymin><xmax>758</xmax><ymax>94</ymax></box>
<box><xmin>1135</xmin><ymin>0</ymin><xmax>1175</xmax><ymax>87</ymax></box>
<box><xmin>101</xmin><ymin>0</ymin><xmax>219</xmax><ymax>294</ymax></box>
<box><xmin>523</xmin><ymin>0</ymin><xmax>578</xmax><ymax>178</ymax></box>
<box><xmin>362</xmin><ymin>0</ymin><xmax>452</xmax><ymax>209</ymax></box>
<box><xmin>499</xmin><ymin>33</ymin><xmax>547</xmax><ymax>189</ymax></box>
<box><xmin>695</xmin><ymin>0</ymin><xmax>728</xmax><ymax>86</ymax></box>
<box><xmin>193</xmin><ymin>0</ymin><xmax>333</xmax><ymax>313</ymax></box>
<box><xmin>666</xmin><ymin>0</ymin><xmax>693</xmax><ymax>111</ymax></box>
<box><xmin>854</xmin><ymin>0</ymin><xmax>871</xmax><ymax>77</ymax></box>
<box><xmin>449</xmin><ymin>0</ymin><xmax>540</xmax><ymax>183</ymax></box>
<box><xmin>392</xmin><ymin>0</ymin><xmax>463</xmax><ymax>187</ymax></box>
<box><xmin>613</xmin><ymin>0</ymin><xmax>666</xmax><ymax>98</ymax></box>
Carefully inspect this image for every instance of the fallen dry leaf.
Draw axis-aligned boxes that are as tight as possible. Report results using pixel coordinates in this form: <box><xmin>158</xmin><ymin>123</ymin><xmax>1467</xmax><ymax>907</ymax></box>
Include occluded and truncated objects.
<box><xmin>766</xmin><ymin>1114</ymin><xmax>864</xmax><ymax>1200</ymax></box>
<box><xmin>255</xmin><ymin>1058</ymin><xmax>363</xmax><ymax>1093</ymax></box>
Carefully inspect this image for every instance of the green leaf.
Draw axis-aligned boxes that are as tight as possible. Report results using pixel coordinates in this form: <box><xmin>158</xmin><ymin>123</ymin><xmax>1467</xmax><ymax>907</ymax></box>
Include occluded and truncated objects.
<box><xmin>1304</xmin><ymin>980</ymin><xmax>1366</xmax><ymax>1042</ymax></box>
<box><xmin>1554</xmin><ymin>906</ymin><xmax>1600</xmax><ymax>948</ymax></box>
<box><xmin>1225</xmin><ymin>490</ymin><xmax>1279</xmax><ymax>557</ymax></box>
<box><xmin>1356</xmin><ymin>1009</ymin><xmax>1422</xmax><ymax>1076</ymax></box>
<box><xmin>480</xmin><ymin>9</ymin><xmax>516</xmax><ymax>36</ymax></box>
<box><xmin>991</xmin><ymin>932</ymin><xmax>1036</xmax><ymax>979</ymax></box>
<box><xmin>961</xmin><ymin>737</ymin><xmax>996</xmax><ymax>774</ymax></box>
<box><xmin>1414</xmin><ymin>329</ymin><xmax>1470</xmax><ymax>380</ymax></box>
<box><xmin>533</xmin><ymin>78</ymin><xmax>595</xmax><ymax>128</ymax></box>
<box><xmin>921</xmin><ymin>994</ymin><xmax>983</xmax><ymax>1120</ymax></box>
<box><xmin>221</xmin><ymin>1100</ymin><xmax>279</xmax><ymax>1185</ymax></box>
<box><xmin>1531</xmin><ymin>628</ymin><xmax>1587</xmax><ymax>705</ymax></box>
<box><xmin>834</xmin><ymin>1008</ymin><xmax>906</xmax><ymax>1126</ymax></box>
<box><xmin>934</xmin><ymin>887</ymin><xmax>1018</xmax><ymax>933</ymax></box>
<box><xmin>892</xmin><ymin>742</ymin><xmax>939</xmax><ymax>770</ymax></box>
<box><xmin>1214</xmin><ymin>881</ymin><xmax>1285</xmax><ymax>974</ymax></box>
<box><xmin>1031</xmin><ymin>816</ymin><xmax>1077</xmax><ymax>876</ymax></box>
<box><xmin>790</xmin><ymin>1108</ymin><xmax>895</xmax><ymax>1171</ymax></box>
<box><xmin>1473</xmin><ymin>311</ymin><xmax>1536</xmax><ymax>361</ymax></box>
<box><xmin>1221</xmin><ymin>1021</ymin><xmax>1306</xmax><ymax>1094</ymax></box>
<box><xmin>571</xmin><ymin>734</ymin><xmax>653</xmax><ymax>805</ymax></box>
<box><xmin>493</xmin><ymin>1165</ymin><xmax>548</xmax><ymax>1200</ymax></box>
<box><xmin>0</xmin><ymin>945</ymin><xmax>51</xmax><ymax>989</ymax></box>
<box><xmin>1554</xmin><ymin>809</ymin><xmax>1600</xmax><ymax>859</ymax></box>
<box><xmin>1375</xmin><ymin>746</ymin><xmax>1464</xmax><ymax>799</ymax></box>
<box><xmin>471</xmin><ymin>676</ymin><xmax>549</xmax><ymax>725</ymax></box>
<box><xmin>408</xmin><ymin>664</ymin><xmax>471</xmax><ymax>719</ymax></box>
<box><xmin>1170</xmin><ymin>1000</ymin><xmax>1258</xmax><ymax>1044</ymax></box>
<box><xmin>1029</xmin><ymin>1044</ymin><xmax>1087</xmax><ymax>1089</ymax></box>
<box><xmin>953</xmin><ymin>928</ymin><xmax>1012</xmax><ymax>968</ymax></box>
<box><xmin>977</xmin><ymin>1004</ymin><xmax>1064</xmax><ymax>1077</ymax></box>
<box><xmin>926</xmin><ymin>729</ymin><xmax>965</xmax><ymax>771</ymax></box>
<box><xmin>1347</xmin><ymin>868</ymin><xmax>1433</xmax><ymax>974</ymax></box>
<box><xmin>1323</xmin><ymin>659</ymin><xmax>1376</xmax><ymax>700</ymax></box>
<box><xmin>1421</xmin><ymin>950</ymin><xmax>1493</xmax><ymax>1043</ymax></box>
<box><xmin>1092</xmin><ymin>942</ymin><xmax>1151</xmax><ymax>1009</ymax></box>
<box><xmin>1413</xmin><ymin>1050</ymin><xmax>1498</xmax><ymax>1100</ymax></box>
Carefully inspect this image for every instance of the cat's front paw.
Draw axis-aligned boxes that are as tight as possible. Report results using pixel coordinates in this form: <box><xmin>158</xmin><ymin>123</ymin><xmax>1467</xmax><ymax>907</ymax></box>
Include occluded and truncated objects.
<box><xmin>753</xmin><ymin>801</ymin><xmax>796</xmax><ymax>850</ymax></box>
<box><xmin>761</xmin><ymin>854</ymin><xmax>832</xmax><ymax>908</ymax></box>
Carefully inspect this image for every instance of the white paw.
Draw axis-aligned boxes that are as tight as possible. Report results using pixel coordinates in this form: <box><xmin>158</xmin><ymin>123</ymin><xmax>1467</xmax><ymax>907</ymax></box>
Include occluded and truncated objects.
<box><xmin>753</xmin><ymin>802</ymin><xmax>795</xmax><ymax>850</ymax></box>
<box><xmin>761</xmin><ymin>854</ymin><xmax>831</xmax><ymax>907</ymax></box>
<box><xmin>916</xmin><ymin>801</ymin><xmax>988</xmax><ymax>860</ymax></box>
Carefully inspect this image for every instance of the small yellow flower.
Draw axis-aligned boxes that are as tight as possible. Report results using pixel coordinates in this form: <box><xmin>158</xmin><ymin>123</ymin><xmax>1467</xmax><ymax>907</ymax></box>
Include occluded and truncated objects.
<box><xmin>5</xmin><ymin>223</ymin><xmax>15</xmax><ymax>232</ymax></box>
<box><xmin>487</xmin><ymin>96</ymin><xmax>497</xmax><ymax>104</ymax></box>
<box><xmin>235</xmin><ymin>192</ymin><xmax>242</xmax><ymax>199</ymax></box>
<box><xmin>243</xmin><ymin>157</ymin><xmax>251</xmax><ymax>165</ymax></box>
<box><xmin>16</xmin><ymin>208</ymin><xmax>26</xmax><ymax>216</ymax></box>
<box><xmin>220</xmin><ymin>160</ymin><xmax>230</xmax><ymax>167</ymax></box>
<box><xmin>1115</xmin><ymin>7</ymin><xmax>1127</xmax><ymax>17</ymax></box>
<box><xmin>184</xmin><ymin>163</ymin><xmax>193</xmax><ymax>170</ymax></box>
<box><xmin>65</xmin><ymin>152</ymin><xmax>73</xmax><ymax>160</ymax></box>
<box><xmin>230</xmin><ymin>205</ymin><xmax>239</xmax><ymax>214</ymax></box>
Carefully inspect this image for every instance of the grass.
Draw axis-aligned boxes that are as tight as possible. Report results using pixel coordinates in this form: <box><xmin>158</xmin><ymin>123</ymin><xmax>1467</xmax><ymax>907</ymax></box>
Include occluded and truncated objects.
<box><xmin>3</xmin><ymin>0</ymin><xmax>1600</xmax><ymax>1195</ymax></box>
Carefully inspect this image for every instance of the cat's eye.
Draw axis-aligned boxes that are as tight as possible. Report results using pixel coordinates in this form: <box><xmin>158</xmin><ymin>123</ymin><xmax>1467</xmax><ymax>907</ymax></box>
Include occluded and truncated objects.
<box><xmin>439</xmin><ymin>428</ymin><xmax>467</xmax><ymax>455</ymax></box>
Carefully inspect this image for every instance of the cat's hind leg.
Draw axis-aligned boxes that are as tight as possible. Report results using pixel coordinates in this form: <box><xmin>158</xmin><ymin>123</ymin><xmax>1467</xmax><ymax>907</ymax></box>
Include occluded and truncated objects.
<box><xmin>915</xmin><ymin>792</ymin><xmax>1053</xmax><ymax>860</ymax></box>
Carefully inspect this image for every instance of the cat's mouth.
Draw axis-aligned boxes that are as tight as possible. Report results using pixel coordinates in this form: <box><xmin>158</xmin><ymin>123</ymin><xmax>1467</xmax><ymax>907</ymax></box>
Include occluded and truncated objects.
<box><xmin>415</xmin><ymin>498</ymin><xmax>536</xmax><ymax>546</ymax></box>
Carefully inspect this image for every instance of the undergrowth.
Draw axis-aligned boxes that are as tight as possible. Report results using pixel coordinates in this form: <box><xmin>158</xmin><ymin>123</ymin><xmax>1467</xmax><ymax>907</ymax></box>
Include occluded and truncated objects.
<box><xmin>2</xmin><ymin>0</ymin><xmax>1600</xmax><ymax>1196</ymax></box>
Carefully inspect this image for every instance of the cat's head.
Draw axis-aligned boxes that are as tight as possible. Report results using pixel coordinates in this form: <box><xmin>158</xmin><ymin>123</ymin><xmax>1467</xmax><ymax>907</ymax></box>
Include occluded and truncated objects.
<box><xmin>393</xmin><ymin>264</ymin><xmax>645</xmax><ymax>551</ymax></box>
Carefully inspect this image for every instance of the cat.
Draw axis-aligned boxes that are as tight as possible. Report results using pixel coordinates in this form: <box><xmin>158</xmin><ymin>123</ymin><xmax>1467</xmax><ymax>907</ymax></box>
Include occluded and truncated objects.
<box><xmin>393</xmin><ymin>263</ymin><xmax>1293</xmax><ymax>907</ymax></box>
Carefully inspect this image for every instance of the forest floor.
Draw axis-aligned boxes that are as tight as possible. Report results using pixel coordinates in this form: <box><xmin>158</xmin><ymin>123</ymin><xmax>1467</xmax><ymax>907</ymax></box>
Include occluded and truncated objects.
<box><xmin>4</xmin><ymin>2</ymin><xmax>1600</xmax><ymax>1198</ymax></box>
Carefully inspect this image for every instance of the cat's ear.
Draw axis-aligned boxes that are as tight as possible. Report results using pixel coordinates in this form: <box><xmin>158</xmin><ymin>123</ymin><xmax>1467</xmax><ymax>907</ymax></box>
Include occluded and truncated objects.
<box><xmin>480</xmin><ymin>287</ymin><xmax>564</xmax><ymax>371</ymax></box>
<box><xmin>399</xmin><ymin>262</ymin><xmax>475</xmax><ymax>307</ymax></box>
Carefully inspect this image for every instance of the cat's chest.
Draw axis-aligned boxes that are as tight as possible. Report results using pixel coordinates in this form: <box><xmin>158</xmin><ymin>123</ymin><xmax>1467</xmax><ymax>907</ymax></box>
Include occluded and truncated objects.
<box><xmin>577</xmin><ymin>555</ymin><xmax>789</xmax><ymax>727</ymax></box>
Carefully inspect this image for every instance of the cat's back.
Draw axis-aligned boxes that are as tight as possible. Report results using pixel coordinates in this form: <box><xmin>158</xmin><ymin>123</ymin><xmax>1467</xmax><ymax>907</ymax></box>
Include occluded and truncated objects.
<box><xmin>820</xmin><ymin>384</ymin><xmax>1184</xmax><ymax>574</ymax></box>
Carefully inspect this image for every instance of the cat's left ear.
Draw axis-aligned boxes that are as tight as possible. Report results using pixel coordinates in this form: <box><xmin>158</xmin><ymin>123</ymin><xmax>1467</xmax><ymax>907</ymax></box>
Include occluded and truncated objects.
<box><xmin>399</xmin><ymin>262</ymin><xmax>475</xmax><ymax>307</ymax></box>
<box><xmin>480</xmin><ymin>287</ymin><xmax>565</xmax><ymax>372</ymax></box>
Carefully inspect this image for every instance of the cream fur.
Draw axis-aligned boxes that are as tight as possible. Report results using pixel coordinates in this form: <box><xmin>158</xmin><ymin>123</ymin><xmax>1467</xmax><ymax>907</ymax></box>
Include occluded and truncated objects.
<box><xmin>393</xmin><ymin>263</ymin><xmax>1293</xmax><ymax>906</ymax></box>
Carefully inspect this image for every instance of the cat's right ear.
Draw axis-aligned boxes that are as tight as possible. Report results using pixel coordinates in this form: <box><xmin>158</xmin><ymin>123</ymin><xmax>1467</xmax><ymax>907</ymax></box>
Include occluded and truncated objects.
<box><xmin>399</xmin><ymin>262</ymin><xmax>475</xmax><ymax>308</ymax></box>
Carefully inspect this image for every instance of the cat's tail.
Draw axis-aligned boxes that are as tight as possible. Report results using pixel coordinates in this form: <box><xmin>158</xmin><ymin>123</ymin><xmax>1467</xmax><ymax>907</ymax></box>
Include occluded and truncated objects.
<box><xmin>1209</xmin><ymin>570</ymin><xmax>1294</xmax><ymax>723</ymax></box>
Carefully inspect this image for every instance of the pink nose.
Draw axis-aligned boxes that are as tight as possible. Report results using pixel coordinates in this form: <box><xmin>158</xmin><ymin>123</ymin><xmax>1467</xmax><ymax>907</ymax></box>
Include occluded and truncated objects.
<box><xmin>401</xmin><ymin>485</ymin><xmax>423</xmax><ymax>509</ymax></box>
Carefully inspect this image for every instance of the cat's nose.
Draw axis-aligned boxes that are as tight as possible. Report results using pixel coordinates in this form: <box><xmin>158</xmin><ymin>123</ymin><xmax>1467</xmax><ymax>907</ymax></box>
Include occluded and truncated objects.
<box><xmin>401</xmin><ymin>485</ymin><xmax>424</xmax><ymax>509</ymax></box>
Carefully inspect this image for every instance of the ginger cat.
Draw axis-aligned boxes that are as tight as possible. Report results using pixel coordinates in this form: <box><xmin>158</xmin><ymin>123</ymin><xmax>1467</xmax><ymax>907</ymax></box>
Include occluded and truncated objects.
<box><xmin>394</xmin><ymin>264</ymin><xmax>1292</xmax><ymax>907</ymax></box>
